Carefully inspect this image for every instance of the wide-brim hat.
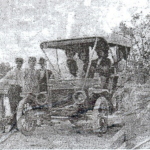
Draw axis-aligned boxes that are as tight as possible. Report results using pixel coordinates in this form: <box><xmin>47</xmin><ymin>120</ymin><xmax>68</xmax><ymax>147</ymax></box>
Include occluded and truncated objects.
<box><xmin>15</xmin><ymin>57</ymin><xmax>24</xmax><ymax>64</ymax></box>
<box><xmin>38</xmin><ymin>57</ymin><xmax>46</xmax><ymax>64</ymax></box>
<box><xmin>28</xmin><ymin>57</ymin><xmax>36</xmax><ymax>62</ymax></box>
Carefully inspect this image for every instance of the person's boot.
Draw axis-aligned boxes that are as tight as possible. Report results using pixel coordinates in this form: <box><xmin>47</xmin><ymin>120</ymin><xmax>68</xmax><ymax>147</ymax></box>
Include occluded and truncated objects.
<box><xmin>9</xmin><ymin>122</ymin><xmax>16</xmax><ymax>132</ymax></box>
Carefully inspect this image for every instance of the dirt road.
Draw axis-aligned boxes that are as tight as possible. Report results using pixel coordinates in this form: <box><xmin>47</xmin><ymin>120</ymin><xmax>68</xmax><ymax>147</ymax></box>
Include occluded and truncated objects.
<box><xmin>0</xmin><ymin>120</ymin><xmax>120</xmax><ymax>149</ymax></box>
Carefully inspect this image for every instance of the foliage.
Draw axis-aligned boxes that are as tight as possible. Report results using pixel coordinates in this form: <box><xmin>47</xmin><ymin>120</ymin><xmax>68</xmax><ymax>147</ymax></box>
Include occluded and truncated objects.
<box><xmin>0</xmin><ymin>62</ymin><xmax>12</xmax><ymax>79</ymax></box>
<box><xmin>115</xmin><ymin>11</ymin><xmax>150</xmax><ymax>84</ymax></box>
<box><xmin>119</xmin><ymin>12</ymin><xmax>150</xmax><ymax>64</ymax></box>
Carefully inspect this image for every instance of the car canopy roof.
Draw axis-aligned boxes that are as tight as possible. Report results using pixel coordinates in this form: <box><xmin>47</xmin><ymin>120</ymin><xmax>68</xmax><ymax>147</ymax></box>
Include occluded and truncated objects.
<box><xmin>40</xmin><ymin>34</ymin><xmax>131</xmax><ymax>51</ymax></box>
<box><xmin>40</xmin><ymin>37</ymin><xmax>107</xmax><ymax>51</ymax></box>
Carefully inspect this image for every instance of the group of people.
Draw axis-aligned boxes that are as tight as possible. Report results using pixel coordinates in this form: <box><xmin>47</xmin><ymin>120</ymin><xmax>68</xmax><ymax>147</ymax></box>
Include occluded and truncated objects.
<box><xmin>0</xmin><ymin>56</ymin><xmax>53</xmax><ymax>132</ymax></box>
<box><xmin>66</xmin><ymin>46</ymin><xmax>113</xmax><ymax>89</ymax></box>
<box><xmin>65</xmin><ymin>43</ymin><xmax>127</xmax><ymax>90</ymax></box>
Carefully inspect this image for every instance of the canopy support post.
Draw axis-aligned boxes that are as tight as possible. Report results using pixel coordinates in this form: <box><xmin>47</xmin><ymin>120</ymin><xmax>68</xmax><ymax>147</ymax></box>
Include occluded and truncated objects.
<box><xmin>82</xmin><ymin>37</ymin><xmax>98</xmax><ymax>90</ymax></box>
<box><xmin>56</xmin><ymin>49</ymin><xmax>61</xmax><ymax>76</ymax></box>
<box><xmin>41</xmin><ymin>48</ymin><xmax>60</xmax><ymax>77</ymax></box>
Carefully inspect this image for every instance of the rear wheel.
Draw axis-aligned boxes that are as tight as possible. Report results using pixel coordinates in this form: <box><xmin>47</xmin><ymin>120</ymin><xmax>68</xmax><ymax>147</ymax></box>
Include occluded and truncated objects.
<box><xmin>92</xmin><ymin>97</ymin><xmax>109</xmax><ymax>134</ymax></box>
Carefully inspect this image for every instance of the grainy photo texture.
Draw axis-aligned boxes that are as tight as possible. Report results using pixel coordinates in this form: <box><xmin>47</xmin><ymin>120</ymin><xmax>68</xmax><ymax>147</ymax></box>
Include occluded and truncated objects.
<box><xmin>0</xmin><ymin>0</ymin><xmax>149</xmax><ymax>149</ymax></box>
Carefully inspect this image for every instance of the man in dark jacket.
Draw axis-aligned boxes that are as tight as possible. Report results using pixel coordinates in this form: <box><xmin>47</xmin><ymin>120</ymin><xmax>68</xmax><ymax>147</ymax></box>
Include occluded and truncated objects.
<box><xmin>89</xmin><ymin>49</ymin><xmax>111</xmax><ymax>89</ymax></box>
<box><xmin>38</xmin><ymin>57</ymin><xmax>54</xmax><ymax>92</ymax></box>
<box><xmin>65</xmin><ymin>49</ymin><xmax>78</xmax><ymax>77</ymax></box>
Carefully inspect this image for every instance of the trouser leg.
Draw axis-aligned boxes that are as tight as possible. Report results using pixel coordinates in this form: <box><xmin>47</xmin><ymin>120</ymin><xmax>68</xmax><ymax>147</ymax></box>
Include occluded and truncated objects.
<box><xmin>8</xmin><ymin>85</ymin><xmax>22</xmax><ymax>130</ymax></box>
<box><xmin>103</xmin><ymin>77</ymin><xmax>109</xmax><ymax>89</ymax></box>
<box><xmin>113</xmin><ymin>76</ymin><xmax>119</xmax><ymax>90</ymax></box>
<box><xmin>9</xmin><ymin>102</ymin><xmax>18</xmax><ymax>131</ymax></box>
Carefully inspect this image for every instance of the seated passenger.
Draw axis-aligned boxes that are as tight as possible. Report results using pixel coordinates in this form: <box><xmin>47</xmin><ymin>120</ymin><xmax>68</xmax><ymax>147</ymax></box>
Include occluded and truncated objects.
<box><xmin>65</xmin><ymin>49</ymin><xmax>78</xmax><ymax>77</ymax></box>
<box><xmin>78</xmin><ymin>49</ymin><xmax>89</xmax><ymax>78</ymax></box>
<box><xmin>89</xmin><ymin>49</ymin><xmax>111</xmax><ymax>89</ymax></box>
<box><xmin>72</xmin><ymin>53</ymin><xmax>86</xmax><ymax>78</ymax></box>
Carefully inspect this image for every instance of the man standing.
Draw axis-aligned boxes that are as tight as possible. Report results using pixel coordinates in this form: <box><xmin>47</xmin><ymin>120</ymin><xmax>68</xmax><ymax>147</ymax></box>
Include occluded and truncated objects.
<box><xmin>35</xmin><ymin>58</ymin><xmax>54</xmax><ymax>126</ymax></box>
<box><xmin>0</xmin><ymin>58</ymin><xmax>24</xmax><ymax>131</ymax></box>
<box><xmin>17</xmin><ymin>57</ymin><xmax>41</xmax><ymax>127</ymax></box>
<box><xmin>23</xmin><ymin>57</ymin><xmax>39</xmax><ymax>94</ymax></box>
<box><xmin>38</xmin><ymin>57</ymin><xmax>54</xmax><ymax>92</ymax></box>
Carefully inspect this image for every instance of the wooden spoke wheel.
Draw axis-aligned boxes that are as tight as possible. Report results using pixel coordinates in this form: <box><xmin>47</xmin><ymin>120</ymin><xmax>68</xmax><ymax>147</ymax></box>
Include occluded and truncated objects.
<box><xmin>92</xmin><ymin>97</ymin><xmax>109</xmax><ymax>133</ymax></box>
<box><xmin>17</xmin><ymin>111</ymin><xmax>36</xmax><ymax>136</ymax></box>
<box><xmin>97</xmin><ymin>115</ymin><xmax>108</xmax><ymax>133</ymax></box>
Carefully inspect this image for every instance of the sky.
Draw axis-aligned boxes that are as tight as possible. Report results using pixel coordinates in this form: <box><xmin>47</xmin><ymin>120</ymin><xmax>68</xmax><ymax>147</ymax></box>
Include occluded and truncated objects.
<box><xmin>0</xmin><ymin>0</ymin><xmax>149</xmax><ymax>68</ymax></box>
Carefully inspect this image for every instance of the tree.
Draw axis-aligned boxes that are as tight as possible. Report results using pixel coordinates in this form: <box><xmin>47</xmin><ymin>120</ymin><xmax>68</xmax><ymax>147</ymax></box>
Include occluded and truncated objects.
<box><xmin>115</xmin><ymin>11</ymin><xmax>150</xmax><ymax>83</ymax></box>
<box><xmin>119</xmin><ymin>12</ymin><xmax>150</xmax><ymax>64</ymax></box>
<box><xmin>0</xmin><ymin>62</ymin><xmax>12</xmax><ymax>79</ymax></box>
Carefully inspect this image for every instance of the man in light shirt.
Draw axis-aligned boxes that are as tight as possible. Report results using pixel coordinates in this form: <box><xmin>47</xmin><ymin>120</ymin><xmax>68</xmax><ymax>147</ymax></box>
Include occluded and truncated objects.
<box><xmin>58</xmin><ymin>50</ymin><xmax>78</xmax><ymax>80</ymax></box>
<box><xmin>0</xmin><ymin>58</ymin><xmax>24</xmax><ymax>86</ymax></box>
<box><xmin>23</xmin><ymin>57</ymin><xmax>39</xmax><ymax>94</ymax></box>
<box><xmin>0</xmin><ymin>57</ymin><xmax>24</xmax><ymax>131</ymax></box>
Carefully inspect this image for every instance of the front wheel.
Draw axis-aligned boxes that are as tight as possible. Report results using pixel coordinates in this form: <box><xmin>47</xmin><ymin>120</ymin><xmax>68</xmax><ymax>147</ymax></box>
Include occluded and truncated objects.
<box><xmin>17</xmin><ymin>110</ymin><xmax>36</xmax><ymax>136</ymax></box>
<box><xmin>92</xmin><ymin>97</ymin><xmax>109</xmax><ymax>133</ymax></box>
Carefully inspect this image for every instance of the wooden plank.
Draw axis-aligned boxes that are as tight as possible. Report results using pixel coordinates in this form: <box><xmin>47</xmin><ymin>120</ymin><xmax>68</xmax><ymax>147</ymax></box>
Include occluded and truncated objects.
<box><xmin>109</xmin><ymin>126</ymin><xmax>126</xmax><ymax>149</ymax></box>
<box><xmin>0</xmin><ymin>129</ymin><xmax>16</xmax><ymax>144</ymax></box>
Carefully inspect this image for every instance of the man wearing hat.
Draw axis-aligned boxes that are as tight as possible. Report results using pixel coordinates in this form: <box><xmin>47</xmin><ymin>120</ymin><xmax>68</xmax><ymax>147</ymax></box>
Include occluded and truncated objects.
<box><xmin>0</xmin><ymin>57</ymin><xmax>24</xmax><ymax>131</ymax></box>
<box><xmin>89</xmin><ymin>46</ymin><xmax>111</xmax><ymax>89</ymax></box>
<box><xmin>23</xmin><ymin>57</ymin><xmax>39</xmax><ymax>94</ymax></box>
<box><xmin>0</xmin><ymin>58</ymin><xmax>24</xmax><ymax>85</ymax></box>
<box><xmin>38</xmin><ymin>57</ymin><xmax>54</xmax><ymax>92</ymax></box>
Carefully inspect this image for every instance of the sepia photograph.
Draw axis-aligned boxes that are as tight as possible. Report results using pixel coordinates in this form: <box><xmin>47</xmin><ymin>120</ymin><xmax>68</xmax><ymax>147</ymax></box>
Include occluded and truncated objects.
<box><xmin>0</xmin><ymin>0</ymin><xmax>150</xmax><ymax>149</ymax></box>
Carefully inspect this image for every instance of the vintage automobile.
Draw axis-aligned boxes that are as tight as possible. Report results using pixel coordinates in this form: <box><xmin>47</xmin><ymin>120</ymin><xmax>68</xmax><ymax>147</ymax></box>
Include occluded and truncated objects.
<box><xmin>16</xmin><ymin>35</ymin><xmax>132</xmax><ymax>136</ymax></box>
